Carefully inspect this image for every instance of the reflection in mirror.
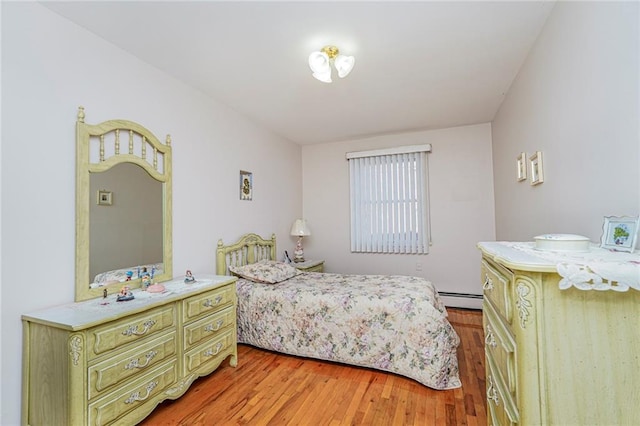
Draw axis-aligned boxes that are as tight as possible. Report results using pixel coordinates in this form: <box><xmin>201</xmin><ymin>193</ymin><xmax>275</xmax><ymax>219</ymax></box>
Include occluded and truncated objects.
<box><xmin>89</xmin><ymin>163</ymin><xmax>163</xmax><ymax>287</ymax></box>
<box><xmin>75</xmin><ymin>106</ymin><xmax>172</xmax><ymax>301</ymax></box>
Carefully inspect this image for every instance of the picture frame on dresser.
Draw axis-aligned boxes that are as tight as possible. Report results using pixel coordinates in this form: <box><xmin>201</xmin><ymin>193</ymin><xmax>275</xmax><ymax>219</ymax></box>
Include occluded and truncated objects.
<box><xmin>600</xmin><ymin>215</ymin><xmax>639</xmax><ymax>252</ymax></box>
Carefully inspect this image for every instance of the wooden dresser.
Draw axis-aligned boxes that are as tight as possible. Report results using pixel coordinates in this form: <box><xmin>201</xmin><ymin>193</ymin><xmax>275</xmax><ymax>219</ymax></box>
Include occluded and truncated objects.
<box><xmin>478</xmin><ymin>242</ymin><xmax>640</xmax><ymax>426</ymax></box>
<box><xmin>22</xmin><ymin>275</ymin><xmax>237</xmax><ymax>426</ymax></box>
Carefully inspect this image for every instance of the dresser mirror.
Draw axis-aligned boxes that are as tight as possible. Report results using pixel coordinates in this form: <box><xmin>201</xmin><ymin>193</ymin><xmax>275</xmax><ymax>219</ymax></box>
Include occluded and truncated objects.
<box><xmin>75</xmin><ymin>106</ymin><xmax>173</xmax><ymax>301</ymax></box>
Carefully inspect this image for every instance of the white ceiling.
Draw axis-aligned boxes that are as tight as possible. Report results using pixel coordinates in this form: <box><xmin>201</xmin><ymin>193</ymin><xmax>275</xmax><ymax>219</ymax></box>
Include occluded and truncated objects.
<box><xmin>43</xmin><ymin>1</ymin><xmax>555</xmax><ymax>145</ymax></box>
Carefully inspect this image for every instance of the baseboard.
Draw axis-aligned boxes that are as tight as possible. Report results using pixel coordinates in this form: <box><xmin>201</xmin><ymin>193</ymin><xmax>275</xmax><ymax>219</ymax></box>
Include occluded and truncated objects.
<box><xmin>439</xmin><ymin>292</ymin><xmax>483</xmax><ymax>310</ymax></box>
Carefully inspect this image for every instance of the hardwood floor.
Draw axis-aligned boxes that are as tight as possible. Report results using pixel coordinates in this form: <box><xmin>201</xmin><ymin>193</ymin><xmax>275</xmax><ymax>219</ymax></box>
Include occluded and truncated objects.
<box><xmin>140</xmin><ymin>308</ymin><xmax>485</xmax><ymax>426</ymax></box>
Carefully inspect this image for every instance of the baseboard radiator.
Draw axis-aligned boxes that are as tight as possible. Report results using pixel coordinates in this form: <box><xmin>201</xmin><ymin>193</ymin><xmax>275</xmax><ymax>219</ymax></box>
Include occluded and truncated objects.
<box><xmin>438</xmin><ymin>292</ymin><xmax>483</xmax><ymax>310</ymax></box>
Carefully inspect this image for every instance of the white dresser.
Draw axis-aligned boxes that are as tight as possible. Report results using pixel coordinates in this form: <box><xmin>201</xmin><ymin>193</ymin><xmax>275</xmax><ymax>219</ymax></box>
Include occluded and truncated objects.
<box><xmin>478</xmin><ymin>242</ymin><xmax>640</xmax><ymax>426</ymax></box>
<box><xmin>22</xmin><ymin>275</ymin><xmax>237</xmax><ymax>426</ymax></box>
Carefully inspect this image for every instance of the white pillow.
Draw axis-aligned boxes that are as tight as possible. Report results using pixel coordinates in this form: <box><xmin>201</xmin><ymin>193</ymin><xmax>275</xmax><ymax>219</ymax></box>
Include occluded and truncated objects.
<box><xmin>229</xmin><ymin>260</ymin><xmax>301</xmax><ymax>284</ymax></box>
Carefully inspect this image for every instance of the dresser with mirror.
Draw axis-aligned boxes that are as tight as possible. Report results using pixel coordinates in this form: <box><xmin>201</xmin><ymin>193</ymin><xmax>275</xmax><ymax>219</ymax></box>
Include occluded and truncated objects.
<box><xmin>21</xmin><ymin>108</ymin><xmax>237</xmax><ymax>426</ymax></box>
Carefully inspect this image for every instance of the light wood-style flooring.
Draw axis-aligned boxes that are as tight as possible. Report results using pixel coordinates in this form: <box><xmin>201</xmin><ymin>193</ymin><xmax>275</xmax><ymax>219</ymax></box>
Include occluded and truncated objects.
<box><xmin>140</xmin><ymin>308</ymin><xmax>485</xmax><ymax>425</ymax></box>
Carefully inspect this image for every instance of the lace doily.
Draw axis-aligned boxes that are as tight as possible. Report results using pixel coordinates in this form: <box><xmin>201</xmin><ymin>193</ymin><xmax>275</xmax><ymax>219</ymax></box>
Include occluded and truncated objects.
<box><xmin>507</xmin><ymin>242</ymin><xmax>640</xmax><ymax>292</ymax></box>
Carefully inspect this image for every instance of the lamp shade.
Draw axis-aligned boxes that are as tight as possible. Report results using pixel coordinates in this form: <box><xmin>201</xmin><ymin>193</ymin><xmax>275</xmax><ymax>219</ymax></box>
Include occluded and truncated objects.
<box><xmin>312</xmin><ymin>70</ymin><xmax>332</xmax><ymax>83</ymax></box>
<box><xmin>290</xmin><ymin>219</ymin><xmax>311</xmax><ymax>237</ymax></box>
<box><xmin>334</xmin><ymin>54</ymin><xmax>355</xmax><ymax>78</ymax></box>
<box><xmin>308</xmin><ymin>51</ymin><xmax>330</xmax><ymax>74</ymax></box>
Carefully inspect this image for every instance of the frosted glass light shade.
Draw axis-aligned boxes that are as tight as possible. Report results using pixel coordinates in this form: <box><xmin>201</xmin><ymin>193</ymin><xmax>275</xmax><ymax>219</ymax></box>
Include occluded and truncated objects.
<box><xmin>309</xmin><ymin>51</ymin><xmax>330</xmax><ymax>74</ymax></box>
<box><xmin>309</xmin><ymin>51</ymin><xmax>332</xmax><ymax>83</ymax></box>
<box><xmin>334</xmin><ymin>54</ymin><xmax>355</xmax><ymax>78</ymax></box>
<box><xmin>312</xmin><ymin>70</ymin><xmax>332</xmax><ymax>83</ymax></box>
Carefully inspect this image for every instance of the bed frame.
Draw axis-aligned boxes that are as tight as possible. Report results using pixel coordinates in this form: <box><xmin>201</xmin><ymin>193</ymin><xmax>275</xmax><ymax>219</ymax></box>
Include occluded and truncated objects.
<box><xmin>215</xmin><ymin>232</ymin><xmax>462</xmax><ymax>390</ymax></box>
<box><xmin>216</xmin><ymin>233</ymin><xmax>277</xmax><ymax>274</ymax></box>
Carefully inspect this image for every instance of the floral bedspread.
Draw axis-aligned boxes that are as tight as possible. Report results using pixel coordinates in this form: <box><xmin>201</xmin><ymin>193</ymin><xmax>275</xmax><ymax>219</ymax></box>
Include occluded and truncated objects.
<box><xmin>236</xmin><ymin>272</ymin><xmax>461</xmax><ymax>390</ymax></box>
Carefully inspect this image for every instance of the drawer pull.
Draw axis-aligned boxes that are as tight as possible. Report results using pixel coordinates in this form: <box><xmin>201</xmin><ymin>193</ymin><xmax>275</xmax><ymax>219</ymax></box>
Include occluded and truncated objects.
<box><xmin>204</xmin><ymin>320</ymin><xmax>225</xmax><ymax>333</ymax></box>
<box><xmin>484</xmin><ymin>325</ymin><xmax>497</xmax><ymax>348</ymax></box>
<box><xmin>124</xmin><ymin>381</ymin><xmax>158</xmax><ymax>404</ymax></box>
<box><xmin>203</xmin><ymin>342</ymin><xmax>224</xmax><ymax>357</ymax></box>
<box><xmin>124</xmin><ymin>350</ymin><xmax>158</xmax><ymax>370</ymax></box>
<box><xmin>122</xmin><ymin>320</ymin><xmax>157</xmax><ymax>337</ymax></box>
<box><xmin>487</xmin><ymin>375</ymin><xmax>500</xmax><ymax>406</ymax></box>
<box><xmin>203</xmin><ymin>295</ymin><xmax>223</xmax><ymax>307</ymax></box>
<box><xmin>483</xmin><ymin>274</ymin><xmax>494</xmax><ymax>290</ymax></box>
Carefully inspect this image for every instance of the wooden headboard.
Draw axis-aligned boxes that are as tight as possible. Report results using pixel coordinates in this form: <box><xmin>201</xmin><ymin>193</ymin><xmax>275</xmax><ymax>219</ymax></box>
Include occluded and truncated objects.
<box><xmin>216</xmin><ymin>233</ymin><xmax>277</xmax><ymax>275</ymax></box>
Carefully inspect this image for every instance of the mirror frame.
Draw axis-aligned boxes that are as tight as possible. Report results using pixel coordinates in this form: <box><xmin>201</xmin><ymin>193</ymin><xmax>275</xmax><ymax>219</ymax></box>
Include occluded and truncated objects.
<box><xmin>75</xmin><ymin>106</ymin><xmax>173</xmax><ymax>302</ymax></box>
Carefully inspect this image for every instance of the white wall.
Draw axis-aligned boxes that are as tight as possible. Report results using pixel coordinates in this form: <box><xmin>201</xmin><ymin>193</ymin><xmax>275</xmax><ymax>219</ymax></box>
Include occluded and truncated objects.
<box><xmin>492</xmin><ymin>1</ymin><xmax>639</xmax><ymax>241</ymax></box>
<box><xmin>301</xmin><ymin>124</ymin><xmax>496</xmax><ymax>306</ymax></box>
<box><xmin>1</xmin><ymin>3</ymin><xmax>301</xmax><ymax>424</ymax></box>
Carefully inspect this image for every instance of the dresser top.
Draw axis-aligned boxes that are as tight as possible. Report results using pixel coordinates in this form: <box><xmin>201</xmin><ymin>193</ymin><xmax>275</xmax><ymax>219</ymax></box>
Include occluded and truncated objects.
<box><xmin>478</xmin><ymin>241</ymin><xmax>559</xmax><ymax>272</ymax></box>
<box><xmin>478</xmin><ymin>241</ymin><xmax>640</xmax><ymax>292</ymax></box>
<box><xmin>22</xmin><ymin>275</ymin><xmax>236</xmax><ymax>330</ymax></box>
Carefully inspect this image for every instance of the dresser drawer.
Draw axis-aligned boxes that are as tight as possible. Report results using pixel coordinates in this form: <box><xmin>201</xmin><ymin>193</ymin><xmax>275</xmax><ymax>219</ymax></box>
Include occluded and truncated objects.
<box><xmin>183</xmin><ymin>305</ymin><xmax>235</xmax><ymax>350</ymax></box>
<box><xmin>88</xmin><ymin>360</ymin><xmax>177</xmax><ymax>426</ymax></box>
<box><xmin>182</xmin><ymin>284</ymin><xmax>235</xmax><ymax>322</ymax></box>
<box><xmin>481</xmin><ymin>259</ymin><xmax>514</xmax><ymax>324</ymax></box>
<box><xmin>486</xmin><ymin>353</ymin><xmax>519</xmax><ymax>426</ymax></box>
<box><xmin>483</xmin><ymin>300</ymin><xmax>517</xmax><ymax>398</ymax></box>
<box><xmin>88</xmin><ymin>332</ymin><xmax>177</xmax><ymax>400</ymax></box>
<box><xmin>87</xmin><ymin>305</ymin><xmax>176</xmax><ymax>359</ymax></box>
<box><xmin>184</xmin><ymin>328</ymin><xmax>235</xmax><ymax>376</ymax></box>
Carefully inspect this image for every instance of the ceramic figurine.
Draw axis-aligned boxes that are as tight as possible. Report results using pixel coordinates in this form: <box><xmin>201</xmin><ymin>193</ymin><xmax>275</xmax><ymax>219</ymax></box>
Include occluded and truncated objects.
<box><xmin>141</xmin><ymin>272</ymin><xmax>152</xmax><ymax>289</ymax></box>
<box><xmin>184</xmin><ymin>269</ymin><xmax>196</xmax><ymax>283</ymax></box>
<box><xmin>116</xmin><ymin>285</ymin><xmax>134</xmax><ymax>302</ymax></box>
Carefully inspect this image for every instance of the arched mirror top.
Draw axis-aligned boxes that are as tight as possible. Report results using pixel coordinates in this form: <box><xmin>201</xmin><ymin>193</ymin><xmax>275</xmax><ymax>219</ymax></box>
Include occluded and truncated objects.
<box><xmin>75</xmin><ymin>106</ymin><xmax>173</xmax><ymax>302</ymax></box>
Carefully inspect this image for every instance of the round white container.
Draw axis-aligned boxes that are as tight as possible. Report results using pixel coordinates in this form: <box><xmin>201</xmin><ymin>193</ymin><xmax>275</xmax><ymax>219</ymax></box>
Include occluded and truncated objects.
<box><xmin>534</xmin><ymin>234</ymin><xmax>591</xmax><ymax>252</ymax></box>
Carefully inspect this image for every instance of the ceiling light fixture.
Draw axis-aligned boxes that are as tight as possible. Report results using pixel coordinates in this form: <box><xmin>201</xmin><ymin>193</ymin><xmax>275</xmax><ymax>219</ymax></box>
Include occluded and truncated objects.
<box><xmin>308</xmin><ymin>45</ymin><xmax>355</xmax><ymax>83</ymax></box>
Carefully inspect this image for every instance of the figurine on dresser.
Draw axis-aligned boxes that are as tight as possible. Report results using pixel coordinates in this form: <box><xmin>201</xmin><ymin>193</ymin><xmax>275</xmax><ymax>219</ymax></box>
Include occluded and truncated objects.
<box><xmin>141</xmin><ymin>271</ymin><xmax>152</xmax><ymax>289</ymax></box>
<box><xmin>184</xmin><ymin>269</ymin><xmax>196</xmax><ymax>283</ymax></box>
<box><xmin>116</xmin><ymin>285</ymin><xmax>134</xmax><ymax>301</ymax></box>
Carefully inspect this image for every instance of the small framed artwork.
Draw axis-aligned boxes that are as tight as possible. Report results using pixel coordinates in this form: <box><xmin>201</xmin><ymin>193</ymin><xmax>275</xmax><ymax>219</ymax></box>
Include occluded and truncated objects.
<box><xmin>97</xmin><ymin>190</ymin><xmax>113</xmax><ymax>206</ymax></box>
<box><xmin>600</xmin><ymin>215</ymin><xmax>639</xmax><ymax>252</ymax></box>
<box><xmin>517</xmin><ymin>152</ymin><xmax>527</xmax><ymax>181</ymax></box>
<box><xmin>240</xmin><ymin>170</ymin><xmax>252</xmax><ymax>201</ymax></box>
<box><xmin>529</xmin><ymin>151</ymin><xmax>544</xmax><ymax>185</ymax></box>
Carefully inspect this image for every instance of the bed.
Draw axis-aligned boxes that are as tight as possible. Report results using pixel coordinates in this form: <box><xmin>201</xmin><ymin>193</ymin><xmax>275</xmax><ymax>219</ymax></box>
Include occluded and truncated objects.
<box><xmin>216</xmin><ymin>233</ymin><xmax>461</xmax><ymax>390</ymax></box>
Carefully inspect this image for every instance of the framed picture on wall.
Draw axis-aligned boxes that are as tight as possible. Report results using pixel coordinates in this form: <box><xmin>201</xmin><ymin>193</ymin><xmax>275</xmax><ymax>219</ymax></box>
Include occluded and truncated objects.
<box><xmin>97</xmin><ymin>190</ymin><xmax>113</xmax><ymax>206</ymax></box>
<box><xmin>529</xmin><ymin>151</ymin><xmax>544</xmax><ymax>185</ymax></box>
<box><xmin>600</xmin><ymin>216</ymin><xmax>639</xmax><ymax>252</ymax></box>
<box><xmin>240</xmin><ymin>170</ymin><xmax>252</xmax><ymax>201</ymax></box>
<box><xmin>517</xmin><ymin>152</ymin><xmax>527</xmax><ymax>181</ymax></box>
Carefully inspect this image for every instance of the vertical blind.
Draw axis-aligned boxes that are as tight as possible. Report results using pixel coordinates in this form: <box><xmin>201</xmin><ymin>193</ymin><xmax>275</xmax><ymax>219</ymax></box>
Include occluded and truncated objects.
<box><xmin>347</xmin><ymin>145</ymin><xmax>430</xmax><ymax>254</ymax></box>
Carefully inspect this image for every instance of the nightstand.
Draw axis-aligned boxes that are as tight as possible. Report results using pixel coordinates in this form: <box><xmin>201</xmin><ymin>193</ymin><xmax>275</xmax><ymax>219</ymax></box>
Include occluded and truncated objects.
<box><xmin>293</xmin><ymin>259</ymin><xmax>324</xmax><ymax>272</ymax></box>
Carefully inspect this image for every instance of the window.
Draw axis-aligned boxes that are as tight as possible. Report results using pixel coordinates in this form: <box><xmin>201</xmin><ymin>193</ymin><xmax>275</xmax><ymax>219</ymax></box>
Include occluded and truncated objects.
<box><xmin>347</xmin><ymin>145</ymin><xmax>431</xmax><ymax>254</ymax></box>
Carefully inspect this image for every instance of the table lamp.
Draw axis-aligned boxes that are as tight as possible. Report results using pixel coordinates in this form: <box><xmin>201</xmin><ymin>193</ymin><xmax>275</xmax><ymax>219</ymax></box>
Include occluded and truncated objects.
<box><xmin>290</xmin><ymin>219</ymin><xmax>311</xmax><ymax>262</ymax></box>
